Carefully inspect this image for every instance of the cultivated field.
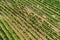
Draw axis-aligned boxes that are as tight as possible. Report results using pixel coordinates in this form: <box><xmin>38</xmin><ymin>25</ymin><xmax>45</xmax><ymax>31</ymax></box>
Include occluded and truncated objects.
<box><xmin>0</xmin><ymin>0</ymin><xmax>60</xmax><ymax>40</ymax></box>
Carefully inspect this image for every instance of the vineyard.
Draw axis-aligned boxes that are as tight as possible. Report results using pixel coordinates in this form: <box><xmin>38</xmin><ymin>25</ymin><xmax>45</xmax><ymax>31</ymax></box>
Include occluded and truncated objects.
<box><xmin>0</xmin><ymin>0</ymin><xmax>60</xmax><ymax>40</ymax></box>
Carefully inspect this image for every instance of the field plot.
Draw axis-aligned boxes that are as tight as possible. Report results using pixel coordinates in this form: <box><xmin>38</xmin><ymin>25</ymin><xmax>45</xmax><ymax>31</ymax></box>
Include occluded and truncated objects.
<box><xmin>0</xmin><ymin>0</ymin><xmax>60</xmax><ymax>40</ymax></box>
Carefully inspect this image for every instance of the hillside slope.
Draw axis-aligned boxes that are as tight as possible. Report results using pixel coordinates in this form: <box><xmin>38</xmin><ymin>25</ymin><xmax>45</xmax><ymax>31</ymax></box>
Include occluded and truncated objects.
<box><xmin>0</xmin><ymin>0</ymin><xmax>60</xmax><ymax>40</ymax></box>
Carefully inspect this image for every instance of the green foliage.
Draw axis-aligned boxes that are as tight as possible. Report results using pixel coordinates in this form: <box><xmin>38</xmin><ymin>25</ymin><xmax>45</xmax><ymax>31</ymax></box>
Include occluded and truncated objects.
<box><xmin>0</xmin><ymin>0</ymin><xmax>60</xmax><ymax>40</ymax></box>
